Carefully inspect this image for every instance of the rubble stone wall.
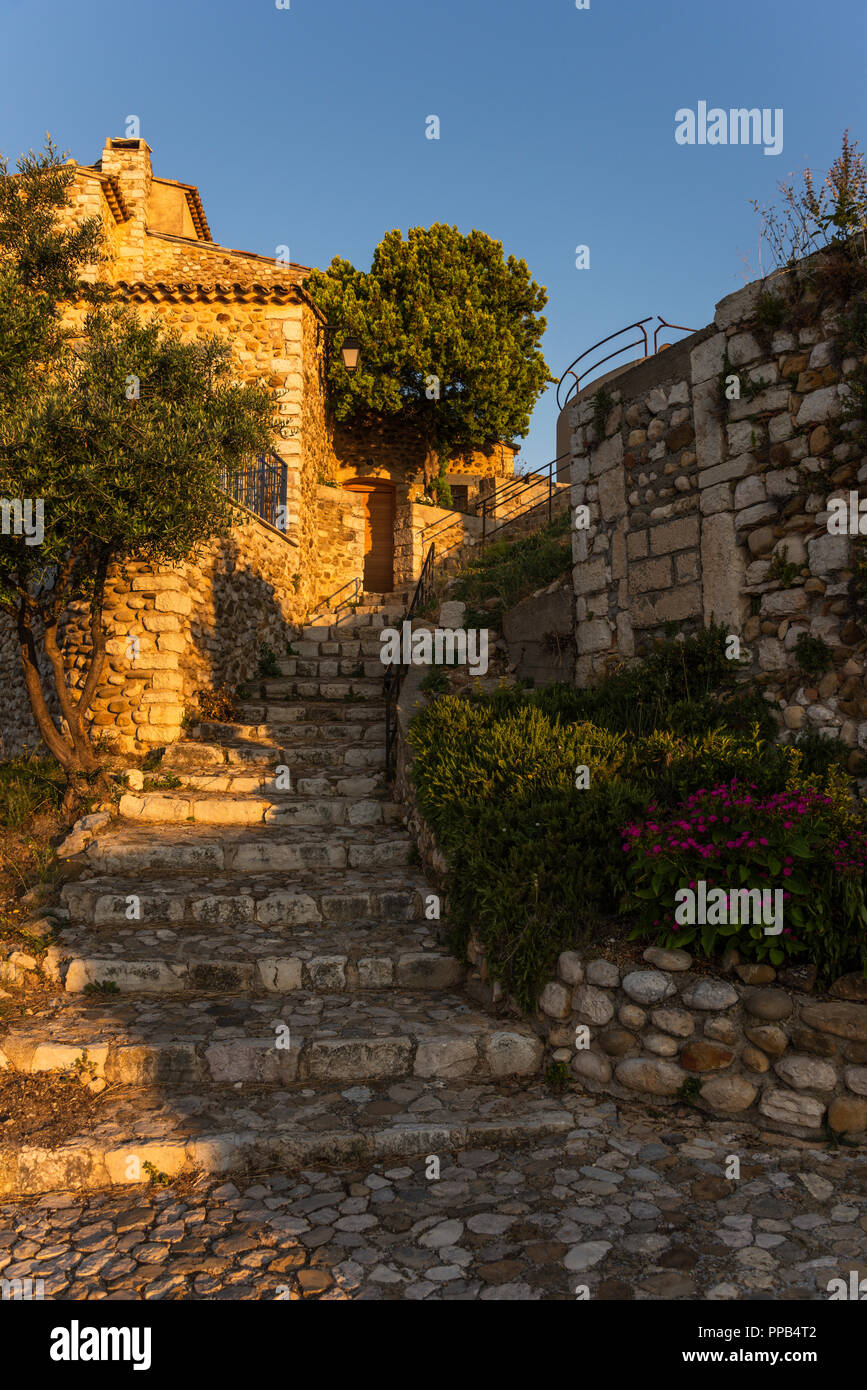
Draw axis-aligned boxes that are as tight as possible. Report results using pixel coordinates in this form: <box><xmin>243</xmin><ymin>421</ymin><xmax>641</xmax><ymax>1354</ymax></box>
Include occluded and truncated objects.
<box><xmin>569</xmin><ymin>260</ymin><xmax>867</xmax><ymax>762</ymax></box>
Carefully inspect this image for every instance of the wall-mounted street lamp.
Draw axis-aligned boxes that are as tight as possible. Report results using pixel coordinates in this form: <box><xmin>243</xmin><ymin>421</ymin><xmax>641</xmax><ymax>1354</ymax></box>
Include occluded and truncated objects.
<box><xmin>339</xmin><ymin>336</ymin><xmax>361</xmax><ymax>374</ymax></box>
<box><xmin>318</xmin><ymin>323</ymin><xmax>361</xmax><ymax>374</ymax></box>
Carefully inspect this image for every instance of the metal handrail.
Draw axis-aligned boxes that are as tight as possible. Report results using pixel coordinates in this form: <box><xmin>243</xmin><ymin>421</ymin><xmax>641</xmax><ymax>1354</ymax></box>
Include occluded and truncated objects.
<box><xmin>383</xmin><ymin>542</ymin><xmax>436</xmax><ymax>778</ymax></box>
<box><xmin>478</xmin><ymin>452</ymin><xmax>569</xmax><ymax>545</ymax></box>
<box><xmin>653</xmin><ymin>318</ymin><xmax>697</xmax><ymax>353</ymax></box>
<box><xmin>480</xmin><ymin>456</ymin><xmax>569</xmax><ymax>515</ymax></box>
<box><xmin>311</xmin><ymin>574</ymin><xmax>363</xmax><ymax>621</ymax></box>
<box><xmin>556</xmin><ymin>318</ymin><xmax>653</xmax><ymax>412</ymax></box>
<box><xmin>555</xmin><ymin>315</ymin><xmax>698</xmax><ymax>412</ymax></box>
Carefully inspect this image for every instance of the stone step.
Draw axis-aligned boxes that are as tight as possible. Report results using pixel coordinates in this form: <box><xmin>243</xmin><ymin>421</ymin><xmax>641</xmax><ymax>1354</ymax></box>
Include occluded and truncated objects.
<box><xmin>83</xmin><ymin>824</ymin><xmax>415</xmax><ymax>875</ymax></box>
<box><xmin>285</xmin><ymin>638</ymin><xmax>390</xmax><ymax>663</ymax></box>
<box><xmin>249</xmin><ymin>678</ymin><xmax>384</xmax><ymax>701</ymax></box>
<box><xmin>177</xmin><ymin>734</ymin><xmax>385</xmax><ymax>771</ymax></box>
<box><xmin>0</xmin><ymin>1079</ymin><xmax>573</xmax><ymax>1195</ymax></box>
<box><xmin>44</xmin><ymin>919</ymin><xmax>463</xmax><ymax>996</ymax></box>
<box><xmin>327</xmin><ymin>615</ymin><xmax>393</xmax><ymax>637</ymax></box>
<box><xmin>233</xmin><ymin>706</ymin><xmax>385</xmax><ymax>730</ymax></box>
<box><xmin>135</xmin><ymin>767</ymin><xmax>388</xmax><ymax>797</ymax></box>
<box><xmin>198</xmin><ymin>719</ymin><xmax>385</xmax><ymax>746</ymax></box>
<box><xmin>270</xmin><ymin>658</ymin><xmax>385</xmax><ymax>681</ymax></box>
<box><xmin>0</xmin><ymin>991</ymin><xmax>544</xmax><ymax>1090</ymax></box>
<box><xmin>300</xmin><ymin>612</ymin><xmax>390</xmax><ymax>641</ymax></box>
<box><xmin>117</xmin><ymin>790</ymin><xmax>401</xmax><ymax>828</ymax></box>
<box><xmin>62</xmin><ymin>872</ymin><xmax>429</xmax><ymax>927</ymax></box>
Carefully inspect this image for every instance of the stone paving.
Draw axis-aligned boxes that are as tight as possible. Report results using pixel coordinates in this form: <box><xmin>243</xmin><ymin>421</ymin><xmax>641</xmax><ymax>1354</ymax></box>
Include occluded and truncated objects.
<box><xmin>2</xmin><ymin>1092</ymin><xmax>865</xmax><ymax>1301</ymax></box>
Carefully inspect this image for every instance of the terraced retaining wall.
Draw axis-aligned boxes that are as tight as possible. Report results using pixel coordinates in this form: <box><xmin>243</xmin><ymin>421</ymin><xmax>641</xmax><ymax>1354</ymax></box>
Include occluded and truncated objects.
<box><xmin>569</xmin><ymin>252</ymin><xmax>867</xmax><ymax>767</ymax></box>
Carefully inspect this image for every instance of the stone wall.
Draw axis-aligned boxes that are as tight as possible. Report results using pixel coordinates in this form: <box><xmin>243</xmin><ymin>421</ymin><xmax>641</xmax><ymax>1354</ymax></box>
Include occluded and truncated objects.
<box><xmin>502</xmin><ymin>581</ymin><xmax>575</xmax><ymax>686</ymax></box>
<box><xmin>473</xmin><ymin>935</ymin><xmax>867</xmax><ymax>1139</ymax></box>
<box><xmin>0</xmin><ymin>506</ymin><xmax>306</xmax><ymax>760</ymax></box>
<box><xmin>311</xmin><ymin>485</ymin><xmax>366</xmax><ymax>604</ymax></box>
<box><xmin>397</xmin><ymin>503</ymin><xmax>484</xmax><ymax>585</ymax></box>
<box><xmin>331</xmin><ymin>417</ymin><xmax>516</xmax><ymax>501</ymax></box>
<box><xmin>568</xmin><ymin>258</ymin><xmax>867</xmax><ymax>761</ymax></box>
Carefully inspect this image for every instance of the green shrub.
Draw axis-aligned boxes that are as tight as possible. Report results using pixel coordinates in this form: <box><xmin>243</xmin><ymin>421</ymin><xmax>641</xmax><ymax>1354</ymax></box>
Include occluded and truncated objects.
<box><xmin>592</xmin><ymin>385</ymin><xmax>614</xmax><ymax>437</ymax></box>
<box><xmin>420</xmin><ymin>665</ymin><xmax>450</xmax><ymax>696</ymax></box>
<box><xmin>409</xmin><ymin>693</ymin><xmax>792</xmax><ymax>1008</ymax></box>
<box><xmin>795</xmin><ymin>632</ymin><xmax>833</xmax><ymax>679</ymax></box>
<box><xmin>769</xmin><ymin>546</ymin><xmax>800</xmax><ymax>588</ymax></box>
<box><xmin>407</xmin><ymin>628</ymin><xmax>862</xmax><ymax>1005</ymax></box>
<box><xmin>496</xmin><ymin>624</ymin><xmax>776</xmax><ymax>742</ymax></box>
<box><xmin>257</xmin><ymin>644</ymin><xmax>280</xmax><ymax>678</ymax></box>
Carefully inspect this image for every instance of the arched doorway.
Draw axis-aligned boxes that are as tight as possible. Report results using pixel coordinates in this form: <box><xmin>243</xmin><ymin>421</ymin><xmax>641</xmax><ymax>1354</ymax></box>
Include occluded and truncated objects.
<box><xmin>343</xmin><ymin>478</ymin><xmax>396</xmax><ymax>594</ymax></box>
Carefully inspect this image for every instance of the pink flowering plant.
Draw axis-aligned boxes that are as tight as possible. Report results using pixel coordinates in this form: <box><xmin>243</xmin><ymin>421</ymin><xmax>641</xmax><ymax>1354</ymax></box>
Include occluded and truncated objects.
<box><xmin>621</xmin><ymin>779</ymin><xmax>867</xmax><ymax>978</ymax></box>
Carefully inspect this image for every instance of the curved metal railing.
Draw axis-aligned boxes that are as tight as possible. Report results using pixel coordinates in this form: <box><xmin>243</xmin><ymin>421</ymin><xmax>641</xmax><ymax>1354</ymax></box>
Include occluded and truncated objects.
<box><xmin>555</xmin><ymin>315</ymin><xmax>698</xmax><ymax>412</ymax></box>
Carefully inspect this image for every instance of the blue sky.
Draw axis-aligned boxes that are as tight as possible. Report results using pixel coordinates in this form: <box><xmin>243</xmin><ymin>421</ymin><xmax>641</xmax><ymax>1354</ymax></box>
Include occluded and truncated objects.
<box><xmin>2</xmin><ymin>0</ymin><xmax>865</xmax><ymax>470</ymax></box>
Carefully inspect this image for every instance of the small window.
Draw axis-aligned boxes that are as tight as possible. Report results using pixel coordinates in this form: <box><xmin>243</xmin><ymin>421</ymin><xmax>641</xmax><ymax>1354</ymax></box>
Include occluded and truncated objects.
<box><xmin>450</xmin><ymin>484</ymin><xmax>469</xmax><ymax>511</ymax></box>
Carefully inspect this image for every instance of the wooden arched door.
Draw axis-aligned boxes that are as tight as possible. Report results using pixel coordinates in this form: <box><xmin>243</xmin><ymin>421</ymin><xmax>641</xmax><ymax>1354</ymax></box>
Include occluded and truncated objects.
<box><xmin>344</xmin><ymin>479</ymin><xmax>395</xmax><ymax>594</ymax></box>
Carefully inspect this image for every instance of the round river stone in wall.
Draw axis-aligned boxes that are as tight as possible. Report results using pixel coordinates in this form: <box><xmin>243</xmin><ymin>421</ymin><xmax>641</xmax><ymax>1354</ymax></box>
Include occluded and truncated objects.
<box><xmin>680</xmin><ymin>979</ymin><xmax>738</xmax><ymax>1011</ymax></box>
<box><xmin>700</xmin><ymin>1075</ymin><xmax>758</xmax><ymax>1113</ymax></box>
<box><xmin>557</xmin><ymin>951</ymin><xmax>584</xmax><ymax>985</ymax></box>
<box><xmin>650</xmin><ymin>1008</ymin><xmax>694</xmax><ymax>1038</ymax></box>
<box><xmin>745</xmin><ymin>1024</ymin><xmax>789</xmax><ymax>1056</ymax></box>
<box><xmin>573</xmin><ymin>985</ymin><xmax>615</xmax><ymax>1026</ymax></box>
<box><xmin>615</xmin><ymin>1057</ymin><xmax>686</xmax><ymax>1096</ymax></box>
<box><xmin>742</xmin><ymin>1045</ymin><xmax>770</xmax><ymax>1073</ymax></box>
<box><xmin>703</xmin><ymin>1016</ymin><xmax>739</xmax><ymax>1045</ymax></box>
<box><xmin>598</xmin><ymin>1026</ymin><xmax>639</xmax><ymax>1058</ymax></box>
<box><xmin>744</xmin><ymin>989</ymin><xmax>794</xmax><ymax>1021</ymax></box>
<box><xmin>759</xmin><ymin>1089</ymin><xmax>826</xmax><ymax>1130</ymax></box>
<box><xmin>619</xmin><ymin>1004</ymin><xmax>647</xmax><ymax>1030</ymax></box>
<box><xmin>538</xmin><ymin>981</ymin><xmax>572</xmax><ymax>1019</ymax></box>
<box><xmin>571</xmin><ymin>1050</ymin><xmax>612</xmax><ymax>1084</ymax></box>
<box><xmin>827</xmin><ymin>1096</ymin><xmax>867</xmax><ymax>1134</ymax></box>
<box><xmin>586</xmin><ymin>959</ymin><xmax>620</xmax><ymax>988</ymax></box>
<box><xmin>773</xmin><ymin>1055</ymin><xmax>838</xmax><ymax>1092</ymax></box>
<box><xmin>621</xmin><ymin>971</ymin><xmax>676</xmax><ymax>1006</ymax></box>
<box><xmin>642</xmin><ymin>946</ymin><xmax>692</xmax><ymax>972</ymax></box>
<box><xmin>681</xmin><ymin>1042</ymin><xmax>734</xmax><ymax>1072</ymax></box>
<box><xmin>844</xmin><ymin>1065</ymin><xmax>867</xmax><ymax>1095</ymax></box>
<box><xmin>736</xmin><ymin>963</ymin><xmax>776</xmax><ymax>985</ymax></box>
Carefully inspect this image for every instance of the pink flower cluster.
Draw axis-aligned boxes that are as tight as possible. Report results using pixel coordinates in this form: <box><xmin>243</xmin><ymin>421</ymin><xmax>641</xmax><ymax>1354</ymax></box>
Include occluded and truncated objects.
<box><xmin>621</xmin><ymin>781</ymin><xmax>832</xmax><ymax>863</ymax></box>
<box><xmin>833</xmin><ymin>832</ymin><xmax>867</xmax><ymax>876</ymax></box>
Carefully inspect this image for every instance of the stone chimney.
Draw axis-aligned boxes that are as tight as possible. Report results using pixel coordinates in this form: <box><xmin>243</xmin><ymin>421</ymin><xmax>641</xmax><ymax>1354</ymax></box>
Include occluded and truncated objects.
<box><xmin>96</xmin><ymin>137</ymin><xmax>153</xmax><ymax>280</ymax></box>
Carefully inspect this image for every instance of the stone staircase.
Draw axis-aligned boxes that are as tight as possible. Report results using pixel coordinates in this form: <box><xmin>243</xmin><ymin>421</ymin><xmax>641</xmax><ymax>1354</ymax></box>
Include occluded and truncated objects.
<box><xmin>0</xmin><ymin>596</ymin><xmax>567</xmax><ymax>1195</ymax></box>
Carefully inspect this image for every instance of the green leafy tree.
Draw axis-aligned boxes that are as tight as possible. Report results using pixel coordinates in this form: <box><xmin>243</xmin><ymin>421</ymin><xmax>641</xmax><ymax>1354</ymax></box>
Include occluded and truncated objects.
<box><xmin>0</xmin><ymin>141</ymin><xmax>276</xmax><ymax>801</ymax></box>
<box><xmin>305</xmin><ymin>224</ymin><xmax>552</xmax><ymax>481</ymax></box>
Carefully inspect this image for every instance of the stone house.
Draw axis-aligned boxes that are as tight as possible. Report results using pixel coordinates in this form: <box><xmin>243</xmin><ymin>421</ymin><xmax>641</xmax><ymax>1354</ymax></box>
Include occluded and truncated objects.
<box><xmin>0</xmin><ymin>136</ymin><xmax>526</xmax><ymax>757</ymax></box>
<box><xmin>62</xmin><ymin>136</ymin><xmax>519</xmax><ymax>597</ymax></box>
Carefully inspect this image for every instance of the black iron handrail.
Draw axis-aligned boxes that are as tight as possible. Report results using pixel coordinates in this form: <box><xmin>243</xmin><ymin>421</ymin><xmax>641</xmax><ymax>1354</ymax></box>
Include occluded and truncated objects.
<box><xmin>555</xmin><ymin>318</ymin><xmax>653</xmax><ymax>412</ymax></box>
<box><xmin>478</xmin><ymin>452</ymin><xmax>569</xmax><ymax>548</ymax></box>
<box><xmin>383</xmin><ymin>542</ymin><xmax>436</xmax><ymax>779</ymax></box>
<box><xmin>321</xmin><ymin>575</ymin><xmax>363</xmax><ymax>616</ymax></box>
<box><xmin>555</xmin><ymin>315</ymin><xmax>698</xmax><ymax>412</ymax></box>
<box><xmin>480</xmin><ymin>455</ymin><xmax>569</xmax><ymax>515</ymax></box>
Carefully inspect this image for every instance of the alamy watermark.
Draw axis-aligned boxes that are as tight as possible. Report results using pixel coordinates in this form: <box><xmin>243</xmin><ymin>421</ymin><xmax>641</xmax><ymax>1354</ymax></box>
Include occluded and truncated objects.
<box><xmin>675</xmin><ymin>102</ymin><xmax>783</xmax><ymax>157</ymax></box>
<box><xmin>675</xmin><ymin>879</ymin><xmax>783</xmax><ymax>935</ymax></box>
<box><xmin>826</xmin><ymin>491</ymin><xmax>867</xmax><ymax>534</ymax></box>
<box><xmin>2</xmin><ymin>1277</ymin><xmax>45</xmax><ymax>1300</ymax></box>
<box><xmin>379</xmin><ymin>622</ymin><xmax>488</xmax><ymax>676</ymax></box>
<box><xmin>1</xmin><ymin>497</ymin><xmax>44</xmax><ymax>546</ymax></box>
